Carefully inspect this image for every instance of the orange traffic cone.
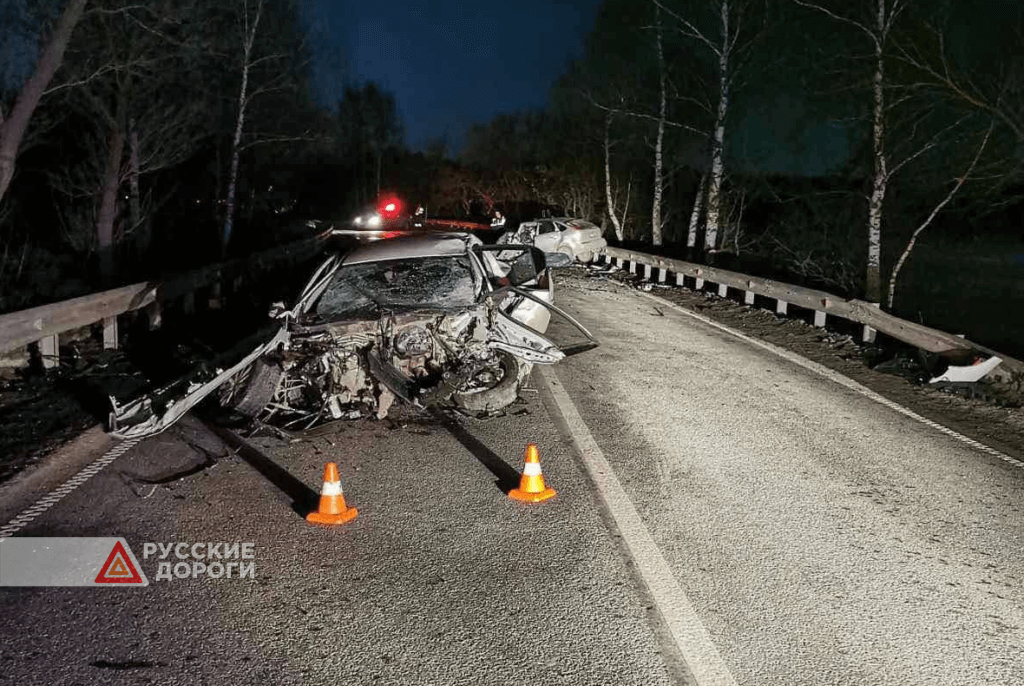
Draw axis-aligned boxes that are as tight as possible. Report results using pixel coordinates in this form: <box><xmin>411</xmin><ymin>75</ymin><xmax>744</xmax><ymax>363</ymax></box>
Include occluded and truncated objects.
<box><xmin>508</xmin><ymin>444</ymin><xmax>557</xmax><ymax>503</ymax></box>
<box><xmin>306</xmin><ymin>462</ymin><xmax>358</xmax><ymax>525</ymax></box>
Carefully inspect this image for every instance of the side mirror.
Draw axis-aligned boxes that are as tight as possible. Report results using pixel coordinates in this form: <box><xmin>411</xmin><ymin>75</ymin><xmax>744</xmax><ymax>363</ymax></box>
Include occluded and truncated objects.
<box><xmin>544</xmin><ymin>252</ymin><xmax>573</xmax><ymax>268</ymax></box>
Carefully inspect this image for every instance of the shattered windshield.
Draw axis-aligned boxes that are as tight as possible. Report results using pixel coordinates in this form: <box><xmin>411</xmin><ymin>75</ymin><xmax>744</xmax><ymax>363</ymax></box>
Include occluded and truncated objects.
<box><xmin>315</xmin><ymin>256</ymin><xmax>478</xmax><ymax>319</ymax></box>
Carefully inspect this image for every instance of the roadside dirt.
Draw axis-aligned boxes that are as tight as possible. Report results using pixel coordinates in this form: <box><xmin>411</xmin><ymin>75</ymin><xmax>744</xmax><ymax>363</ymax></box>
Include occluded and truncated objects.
<box><xmin>566</xmin><ymin>264</ymin><xmax>1024</xmax><ymax>466</ymax></box>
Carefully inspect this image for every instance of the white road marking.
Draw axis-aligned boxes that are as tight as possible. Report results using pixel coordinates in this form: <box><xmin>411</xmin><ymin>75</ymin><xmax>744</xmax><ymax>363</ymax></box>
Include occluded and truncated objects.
<box><xmin>629</xmin><ymin>288</ymin><xmax>1024</xmax><ymax>471</ymax></box>
<box><xmin>537</xmin><ymin>366</ymin><xmax>740</xmax><ymax>686</ymax></box>
<box><xmin>0</xmin><ymin>439</ymin><xmax>140</xmax><ymax>539</ymax></box>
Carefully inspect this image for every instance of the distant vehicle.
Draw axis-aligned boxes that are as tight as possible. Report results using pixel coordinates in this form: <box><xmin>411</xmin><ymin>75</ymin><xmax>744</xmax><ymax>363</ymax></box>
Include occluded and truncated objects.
<box><xmin>108</xmin><ymin>233</ymin><xmax>598</xmax><ymax>437</ymax></box>
<box><xmin>337</xmin><ymin>195</ymin><xmax>494</xmax><ymax>241</ymax></box>
<box><xmin>499</xmin><ymin>217</ymin><xmax>607</xmax><ymax>263</ymax></box>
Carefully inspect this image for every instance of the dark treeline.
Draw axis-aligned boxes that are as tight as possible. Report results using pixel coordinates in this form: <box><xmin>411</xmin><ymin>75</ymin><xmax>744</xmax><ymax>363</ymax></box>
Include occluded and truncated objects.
<box><xmin>455</xmin><ymin>0</ymin><xmax>1024</xmax><ymax>311</ymax></box>
<box><xmin>2</xmin><ymin>0</ymin><xmax>1023</xmax><ymax>319</ymax></box>
<box><xmin>0</xmin><ymin>0</ymin><xmax>417</xmax><ymax>310</ymax></box>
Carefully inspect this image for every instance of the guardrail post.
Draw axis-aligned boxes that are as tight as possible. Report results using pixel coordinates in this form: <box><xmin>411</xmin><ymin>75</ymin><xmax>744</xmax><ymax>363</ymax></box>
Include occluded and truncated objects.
<box><xmin>657</xmin><ymin>267</ymin><xmax>666</xmax><ymax>283</ymax></box>
<box><xmin>675</xmin><ymin>273</ymin><xmax>684</xmax><ymax>287</ymax></box>
<box><xmin>40</xmin><ymin>335</ymin><xmax>58</xmax><ymax>370</ymax></box>
<box><xmin>102</xmin><ymin>315</ymin><xmax>118</xmax><ymax>350</ymax></box>
<box><xmin>862</xmin><ymin>302</ymin><xmax>879</xmax><ymax>343</ymax></box>
<box><xmin>642</xmin><ymin>264</ymin><xmax>652</xmax><ymax>280</ymax></box>
<box><xmin>814</xmin><ymin>310</ymin><xmax>826</xmax><ymax>327</ymax></box>
<box><xmin>629</xmin><ymin>260</ymin><xmax>637</xmax><ymax>274</ymax></box>
<box><xmin>744</xmin><ymin>290</ymin><xmax>755</xmax><ymax>305</ymax></box>
<box><xmin>776</xmin><ymin>300</ymin><xmax>788</xmax><ymax>315</ymax></box>
<box><xmin>614</xmin><ymin>257</ymin><xmax>622</xmax><ymax>269</ymax></box>
<box><xmin>695</xmin><ymin>277</ymin><xmax>704</xmax><ymax>290</ymax></box>
<box><xmin>717</xmin><ymin>283</ymin><xmax>728</xmax><ymax>297</ymax></box>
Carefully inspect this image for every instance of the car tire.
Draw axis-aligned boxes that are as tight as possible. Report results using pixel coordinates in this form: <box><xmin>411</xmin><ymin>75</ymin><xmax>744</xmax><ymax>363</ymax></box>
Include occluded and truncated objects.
<box><xmin>218</xmin><ymin>358</ymin><xmax>284</xmax><ymax>418</ymax></box>
<box><xmin>451</xmin><ymin>351</ymin><xmax>531</xmax><ymax>416</ymax></box>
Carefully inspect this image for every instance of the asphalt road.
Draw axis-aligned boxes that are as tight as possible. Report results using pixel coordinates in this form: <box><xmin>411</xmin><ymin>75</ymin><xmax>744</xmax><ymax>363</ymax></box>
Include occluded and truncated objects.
<box><xmin>1</xmin><ymin>270</ymin><xmax>1022</xmax><ymax>685</ymax></box>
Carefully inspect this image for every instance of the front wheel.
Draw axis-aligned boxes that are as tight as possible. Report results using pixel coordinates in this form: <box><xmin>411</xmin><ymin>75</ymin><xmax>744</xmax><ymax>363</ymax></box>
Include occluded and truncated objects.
<box><xmin>216</xmin><ymin>358</ymin><xmax>284</xmax><ymax>419</ymax></box>
<box><xmin>451</xmin><ymin>351</ymin><xmax>531</xmax><ymax>416</ymax></box>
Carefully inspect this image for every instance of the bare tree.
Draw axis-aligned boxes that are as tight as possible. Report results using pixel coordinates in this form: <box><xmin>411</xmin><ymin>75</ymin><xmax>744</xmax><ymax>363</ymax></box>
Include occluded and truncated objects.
<box><xmin>222</xmin><ymin>0</ymin><xmax>263</xmax><ymax>254</ymax></box>
<box><xmin>48</xmin><ymin>0</ymin><xmax>215</xmax><ymax>280</ymax></box>
<box><xmin>0</xmin><ymin>0</ymin><xmax>88</xmax><ymax>202</ymax></box>
<box><xmin>604</xmin><ymin>112</ymin><xmax>632</xmax><ymax>240</ymax></box>
<box><xmin>686</xmin><ymin>168</ymin><xmax>708</xmax><ymax>254</ymax></box>
<box><xmin>792</xmin><ymin>0</ymin><xmax>906</xmax><ymax>302</ymax></box>
<box><xmin>886</xmin><ymin>122</ymin><xmax>993</xmax><ymax>308</ymax></box>
<box><xmin>651</xmin><ymin>3</ymin><xmax>667</xmax><ymax>245</ymax></box>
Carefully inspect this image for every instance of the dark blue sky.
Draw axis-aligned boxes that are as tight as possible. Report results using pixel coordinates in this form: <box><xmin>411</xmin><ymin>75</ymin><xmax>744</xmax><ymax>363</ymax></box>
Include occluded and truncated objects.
<box><xmin>300</xmin><ymin>0</ymin><xmax>604</xmax><ymax>153</ymax></box>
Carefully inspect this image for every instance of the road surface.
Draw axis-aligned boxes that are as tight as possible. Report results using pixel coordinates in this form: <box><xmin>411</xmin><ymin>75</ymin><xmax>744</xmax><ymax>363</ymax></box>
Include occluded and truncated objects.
<box><xmin>0</xmin><ymin>269</ymin><xmax>1021</xmax><ymax>685</ymax></box>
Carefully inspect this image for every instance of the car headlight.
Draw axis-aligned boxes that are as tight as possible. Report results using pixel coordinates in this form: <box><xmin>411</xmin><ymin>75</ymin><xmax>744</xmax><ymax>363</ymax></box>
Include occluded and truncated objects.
<box><xmin>354</xmin><ymin>216</ymin><xmax>364</xmax><ymax>226</ymax></box>
<box><xmin>367</xmin><ymin>214</ymin><xmax>382</xmax><ymax>228</ymax></box>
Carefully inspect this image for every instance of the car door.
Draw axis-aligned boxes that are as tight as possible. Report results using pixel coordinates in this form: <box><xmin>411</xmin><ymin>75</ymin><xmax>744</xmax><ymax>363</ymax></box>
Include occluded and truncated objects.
<box><xmin>532</xmin><ymin>220</ymin><xmax>561</xmax><ymax>252</ymax></box>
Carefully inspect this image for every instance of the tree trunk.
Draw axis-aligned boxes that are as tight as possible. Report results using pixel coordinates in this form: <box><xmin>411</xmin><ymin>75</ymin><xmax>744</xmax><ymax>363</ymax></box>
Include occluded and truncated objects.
<box><xmin>96</xmin><ymin>126</ymin><xmax>126</xmax><ymax>285</ymax></box>
<box><xmin>865</xmin><ymin>0</ymin><xmax>886</xmax><ymax>303</ymax></box>
<box><xmin>128</xmin><ymin>116</ymin><xmax>148</xmax><ymax>264</ymax></box>
<box><xmin>604</xmin><ymin>113</ymin><xmax>624</xmax><ymax>241</ymax></box>
<box><xmin>687</xmin><ymin>168</ymin><xmax>708</xmax><ymax>256</ymax></box>
<box><xmin>222</xmin><ymin>0</ymin><xmax>262</xmax><ymax>255</ymax></box>
<box><xmin>886</xmin><ymin>123</ymin><xmax>992</xmax><ymax>309</ymax></box>
<box><xmin>651</xmin><ymin>6</ymin><xmax>666</xmax><ymax>246</ymax></box>
<box><xmin>0</xmin><ymin>0</ymin><xmax>89</xmax><ymax>203</ymax></box>
<box><xmin>704</xmin><ymin>0</ymin><xmax>731</xmax><ymax>259</ymax></box>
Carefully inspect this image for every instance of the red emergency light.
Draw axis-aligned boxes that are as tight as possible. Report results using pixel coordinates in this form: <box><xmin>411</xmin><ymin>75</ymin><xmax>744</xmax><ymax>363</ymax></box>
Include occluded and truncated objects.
<box><xmin>377</xmin><ymin>195</ymin><xmax>403</xmax><ymax>219</ymax></box>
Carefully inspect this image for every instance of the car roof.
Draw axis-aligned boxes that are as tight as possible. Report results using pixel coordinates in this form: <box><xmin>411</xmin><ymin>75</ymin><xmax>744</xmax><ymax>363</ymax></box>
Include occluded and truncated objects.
<box><xmin>341</xmin><ymin>232</ymin><xmax>482</xmax><ymax>266</ymax></box>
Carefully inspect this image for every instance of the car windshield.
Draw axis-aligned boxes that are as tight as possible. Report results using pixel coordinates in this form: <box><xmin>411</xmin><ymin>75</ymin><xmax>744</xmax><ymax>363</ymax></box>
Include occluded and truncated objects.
<box><xmin>315</xmin><ymin>255</ymin><xmax>478</xmax><ymax>319</ymax></box>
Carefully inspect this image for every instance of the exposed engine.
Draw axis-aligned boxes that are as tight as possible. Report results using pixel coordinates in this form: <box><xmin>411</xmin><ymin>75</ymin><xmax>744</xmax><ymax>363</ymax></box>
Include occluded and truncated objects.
<box><xmin>259</xmin><ymin>308</ymin><xmax>510</xmax><ymax>429</ymax></box>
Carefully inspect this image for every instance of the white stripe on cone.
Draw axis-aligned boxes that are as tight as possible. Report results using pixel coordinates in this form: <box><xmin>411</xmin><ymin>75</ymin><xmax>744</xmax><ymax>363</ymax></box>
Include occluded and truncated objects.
<box><xmin>321</xmin><ymin>481</ymin><xmax>343</xmax><ymax>496</ymax></box>
<box><xmin>523</xmin><ymin>462</ymin><xmax>542</xmax><ymax>477</ymax></box>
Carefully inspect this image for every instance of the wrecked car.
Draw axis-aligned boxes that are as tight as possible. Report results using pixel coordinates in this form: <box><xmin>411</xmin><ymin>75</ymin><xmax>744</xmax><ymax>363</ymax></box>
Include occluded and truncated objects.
<box><xmin>499</xmin><ymin>217</ymin><xmax>608</xmax><ymax>263</ymax></box>
<box><xmin>110</xmin><ymin>232</ymin><xmax>596</xmax><ymax>438</ymax></box>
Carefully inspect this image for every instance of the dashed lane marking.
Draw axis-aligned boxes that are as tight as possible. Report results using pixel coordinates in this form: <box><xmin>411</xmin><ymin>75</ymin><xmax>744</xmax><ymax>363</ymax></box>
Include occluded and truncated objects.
<box><xmin>0</xmin><ymin>439</ymin><xmax>140</xmax><ymax>538</ymax></box>
<box><xmin>537</xmin><ymin>366</ymin><xmax>740</xmax><ymax>686</ymax></box>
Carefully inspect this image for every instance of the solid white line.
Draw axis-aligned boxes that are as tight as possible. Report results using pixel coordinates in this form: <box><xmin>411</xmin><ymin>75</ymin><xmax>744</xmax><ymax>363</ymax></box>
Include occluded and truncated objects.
<box><xmin>0</xmin><ymin>438</ymin><xmax>140</xmax><ymax>539</ymax></box>
<box><xmin>629</xmin><ymin>289</ymin><xmax>1024</xmax><ymax>471</ymax></box>
<box><xmin>537</xmin><ymin>366</ymin><xmax>739</xmax><ymax>686</ymax></box>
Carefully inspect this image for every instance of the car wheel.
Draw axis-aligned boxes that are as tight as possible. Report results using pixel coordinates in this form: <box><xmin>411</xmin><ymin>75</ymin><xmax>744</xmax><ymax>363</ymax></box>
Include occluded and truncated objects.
<box><xmin>217</xmin><ymin>358</ymin><xmax>283</xmax><ymax>418</ymax></box>
<box><xmin>557</xmin><ymin>246</ymin><xmax>576</xmax><ymax>263</ymax></box>
<box><xmin>451</xmin><ymin>351</ymin><xmax>531</xmax><ymax>416</ymax></box>
<box><xmin>578</xmin><ymin>250</ymin><xmax>594</xmax><ymax>263</ymax></box>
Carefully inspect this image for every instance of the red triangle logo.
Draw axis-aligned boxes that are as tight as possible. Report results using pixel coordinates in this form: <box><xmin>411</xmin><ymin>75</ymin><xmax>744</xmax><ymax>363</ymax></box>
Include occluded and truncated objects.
<box><xmin>94</xmin><ymin>541</ymin><xmax>144</xmax><ymax>584</ymax></box>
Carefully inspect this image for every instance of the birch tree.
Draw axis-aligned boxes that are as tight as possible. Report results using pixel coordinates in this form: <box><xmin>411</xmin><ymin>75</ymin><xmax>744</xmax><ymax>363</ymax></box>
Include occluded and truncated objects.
<box><xmin>656</xmin><ymin>0</ymin><xmax>768</xmax><ymax>259</ymax></box>
<box><xmin>0</xmin><ymin>0</ymin><xmax>88</xmax><ymax>203</ymax></box>
<box><xmin>791</xmin><ymin>0</ymin><xmax>906</xmax><ymax>303</ymax></box>
<box><xmin>604</xmin><ymin>112</ymin><xmax>632</xmax><ymax>240</ymax></box>
<box><xmin>886</xmin><ymin>122</ymin><xmax>993</xmax><ymax>308</ymax></box>
<box><xmin>221</xmin><ymin>0</ymin><xmax>263</xmax><ymax>254</ymax></box>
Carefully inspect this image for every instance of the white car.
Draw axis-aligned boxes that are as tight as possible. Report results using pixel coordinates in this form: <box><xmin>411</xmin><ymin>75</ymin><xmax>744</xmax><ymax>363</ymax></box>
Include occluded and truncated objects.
<box><xmin>109</xmin><ymin>233</ymin><xmax>597</xmax><ymax>437</ymax></box>
<box><xmin>500</xmin><ymin>217</ymin><xmax>608</xmax><ymax>263</ymax></box>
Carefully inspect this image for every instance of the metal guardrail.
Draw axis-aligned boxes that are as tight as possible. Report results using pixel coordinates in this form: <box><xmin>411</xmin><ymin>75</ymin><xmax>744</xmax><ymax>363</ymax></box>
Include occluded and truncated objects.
<box><xmin>600</xmin><ymin>246</ymin><xmax>1023</xmax><ymax>381</ymax></box>
<box><xmin>0</xmin><ymin>227</ymin><xmax>333</xmax><ymax>368</ymax></box>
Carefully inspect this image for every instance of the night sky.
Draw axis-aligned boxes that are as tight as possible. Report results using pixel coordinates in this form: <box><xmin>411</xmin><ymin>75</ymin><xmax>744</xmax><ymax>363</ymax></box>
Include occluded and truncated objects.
<box><xmin>301</xmin><ymin>0</ymin><xmax>604</xmax><ymax>153</ymax></box>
